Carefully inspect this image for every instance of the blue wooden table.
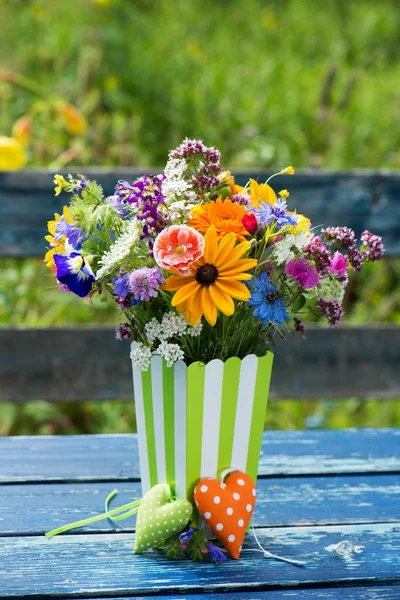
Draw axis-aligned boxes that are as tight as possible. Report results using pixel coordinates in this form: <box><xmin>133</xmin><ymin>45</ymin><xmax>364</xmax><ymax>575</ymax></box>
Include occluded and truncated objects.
<box><xmin>1</xmin><ymin>429</ymin><xmax>399</xmax><ymax>599</ymax></box>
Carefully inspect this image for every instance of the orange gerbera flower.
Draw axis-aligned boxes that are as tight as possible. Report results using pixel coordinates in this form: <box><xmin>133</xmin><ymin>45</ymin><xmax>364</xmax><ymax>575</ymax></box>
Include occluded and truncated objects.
<box><xmin>190</xmin><ymin>198</ymin><xmax>250</xmax><ymax>242</ymax></box>
<box><xmin>162</xmin><ymin>226</ymin><xmax>257</xmax><ymax>326</ymax></box>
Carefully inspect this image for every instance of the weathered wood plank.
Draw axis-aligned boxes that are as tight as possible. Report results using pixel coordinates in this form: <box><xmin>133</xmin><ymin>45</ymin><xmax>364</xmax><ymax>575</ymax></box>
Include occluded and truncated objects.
<box><xmin>0</xmin><ymin>430</ymin><xmax>399</xmax><ymax>483</ymax></box>
<box><xmin>0</xmin><ymin>523</ymin><xmax>399</xmax><ymax>597</ymax></box>
<box><xmin>0</xmin><ymin>170</ymin><xmax>399</xmax><ymax>257</ymax></box>
<box><xmin>73</xmin><ymin>588</ymin><xmax>400</xmax><ymax>600</ymax></box>
<box><xmin>1</xmin><ymin>326</ymin><xmax>399</xmax><ymax>402</ymax></box>
<box><xmin>1</xmin><ymin>474</ymin><xmax>399</xmax><ymax>536</ymax></box>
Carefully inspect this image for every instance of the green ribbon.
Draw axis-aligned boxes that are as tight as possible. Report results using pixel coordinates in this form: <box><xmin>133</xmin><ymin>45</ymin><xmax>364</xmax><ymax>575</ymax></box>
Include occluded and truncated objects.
<box><xmin>45</xmin><ymin>489</ymin><xmax>142</xmax><ymax>538</ymax></box>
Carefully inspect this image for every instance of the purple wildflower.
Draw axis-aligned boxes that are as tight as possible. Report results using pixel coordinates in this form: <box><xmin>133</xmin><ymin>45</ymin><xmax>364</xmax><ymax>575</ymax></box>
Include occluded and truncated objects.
<box><xmin>293</xmin><ymin>317</ymin><xmax>306</xmax><ymax>339</ymax></box>
<box><xmin>305</xmin><ymin>242</ymin><xmax>331</xmax><ymax>275</ymax></box>
<box><xmin>231</xmin><ymin>192</ymin><xmax>252</xmax><ymax>208</ymax></box>
<box><xmin>317</xmin><ymin>297</ymin><xmax>344</xmax><ymax>327</ymax></box>
<box><xmin>329</xmin><ymin>251</ymin><xmax>347</xmax><ymax>278</ymax></box>
<box><xmin>54</xmin><ymin>216</ymin><xmax>84</xmax><ymax>249</ymax></box>
<box><xmin>115</xmin><ymin>323</ymin><xmax>133</xmax><ymax>341</ymax></box>
<box><xmin>107</xmin><ymin>194</ymin><xmax>130</xmax><ymax>219</ymax></box>
<box><xmin>285</xmin><ymin>258</ymin><xmax>319</xmax><ymax>289</ymax></box>
<box><xmin>128</xmin><ymin>267</ymin><xmax>164</xmax><ymax>302</ymax></box>
<box><xmin>114</xmin><ymin>293</ymin><xmax>140</xmax><ymax>310</ymax></box>
<box><xmin>113</xmin><ymin>273</ymin><xmax>130</xmax><ymax>298</ymax></box>
<box><xmin>179</xmin><ymin>527</ymin><xmax>194</xmax><ymax>546</ymax></box>
<box><xmin>322</xmin><ymin>226</ymin><xmax>356</xmax><ymax>249</ymax></box>
<box><xmin>170</xmin><ymin>138</ymin><xmax>221</xmax><ymax>164</ymax></box>
<box><xmin>361</xmin><ymin>230</ymin><xmax>384</xmax><ymax>262</ymax></box>
<box><xmin>115</xmin><ymin>175</ymin><xmax>169</xmax><ymax>240</ymax></box>
<box><xmin>74</xmin><ymin>177</ymin><xmax>87</xmax><ymax>196</ymax></box>
<box><xmin>253</xmin><ymin>199</ymin><xmax>298</xmax><ymax>229</ymax></box>
<box><xmin>348</xmin><ymin>247</ymin><xmax>363</xmax><ymax>271</ymax></box>
<box><xmin>207</xmin><ymin>543</ymin><xmax>227</xmax><ymax>562</ymax></box>
<box><xmin>192</xmin><ymin>173</ymin><xmax>220</xmax><ymax>190</ymax></box>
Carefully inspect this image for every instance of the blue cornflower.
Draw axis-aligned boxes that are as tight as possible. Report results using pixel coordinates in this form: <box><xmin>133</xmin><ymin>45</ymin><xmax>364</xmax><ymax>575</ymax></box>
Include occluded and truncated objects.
<box><xmin>253</xmin><ymin>199</ymin><xmax>298</xmax><ymax>229</ymax></box>
<box><xmin>207</xmin><ymin>543</ymin><xmax>227</xmax><ymax>562</ymax></box>
<box><xmin>248</xmin><ymin>272</ymin><xmax>289</xmax><ymax>325</ymax></box>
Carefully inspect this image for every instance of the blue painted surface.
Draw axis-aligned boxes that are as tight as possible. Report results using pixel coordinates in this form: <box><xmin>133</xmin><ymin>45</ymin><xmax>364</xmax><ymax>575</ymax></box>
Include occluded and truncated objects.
<box><xmin>0</xmin><ymin>430</ymin><xmax>399</xmax><ymax>598</ymax></box>
<box><xmin>1</xmin><ymin>429</ymin><xmax>399</xmax><ymax>482</ymax></box>
<box><xmin>0</xmin><ymin>474</ymin><xmax>399</xmax><ymax>536</ymax></box>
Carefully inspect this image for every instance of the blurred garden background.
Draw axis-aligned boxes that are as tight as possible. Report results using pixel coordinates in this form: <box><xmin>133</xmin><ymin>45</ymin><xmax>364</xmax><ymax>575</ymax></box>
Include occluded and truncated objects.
<box><xmin>0</xmin><ymin>0</ymin><xmax>399</xmax><ymax>434</ymax></box>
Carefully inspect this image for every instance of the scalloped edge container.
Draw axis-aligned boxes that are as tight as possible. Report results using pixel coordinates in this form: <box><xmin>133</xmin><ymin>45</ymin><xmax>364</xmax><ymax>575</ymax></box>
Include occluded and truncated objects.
<box><xmin>131</xmin><ymin>347</ymin><xmax>273</xmax><ymax>502</ymax></box>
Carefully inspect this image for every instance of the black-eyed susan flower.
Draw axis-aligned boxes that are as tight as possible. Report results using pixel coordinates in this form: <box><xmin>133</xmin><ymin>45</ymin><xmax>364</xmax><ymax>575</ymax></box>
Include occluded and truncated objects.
<box><xmin>162</xmin><ymin>225</ymin><xmax>257</xmax><ymax>326</ymax></box>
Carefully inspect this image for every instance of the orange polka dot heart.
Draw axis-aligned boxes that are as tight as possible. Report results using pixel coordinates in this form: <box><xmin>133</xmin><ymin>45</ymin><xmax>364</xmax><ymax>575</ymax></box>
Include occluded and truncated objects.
<box><xmin>194</xmin><ymin>471</ymin><xmax>256</xmax><ymax>559</ymax></box>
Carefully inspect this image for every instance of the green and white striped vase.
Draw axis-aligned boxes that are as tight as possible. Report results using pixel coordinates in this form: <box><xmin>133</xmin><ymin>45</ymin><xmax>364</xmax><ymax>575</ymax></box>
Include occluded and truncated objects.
<box><xmin>131</xmin><ymin>349</ymin><xmax>273</xmax><ymax>505</ymax></box>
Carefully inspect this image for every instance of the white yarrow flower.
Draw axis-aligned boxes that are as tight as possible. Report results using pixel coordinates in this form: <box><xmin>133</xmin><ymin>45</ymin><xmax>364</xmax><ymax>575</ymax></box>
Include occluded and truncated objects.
<box><xmin>130</xmin><ymin>343</ymin><xmax>152</xmax><ymax>371</ymax></box>
<box><xmin>158</xmin><ymin>341</ymin><xmax>184</xmax><ymax>367</ymax></box>
<box><xmin>96</xmin><ymin>220</ymin><xmax>142</xmax><ymax>279</ymax></box>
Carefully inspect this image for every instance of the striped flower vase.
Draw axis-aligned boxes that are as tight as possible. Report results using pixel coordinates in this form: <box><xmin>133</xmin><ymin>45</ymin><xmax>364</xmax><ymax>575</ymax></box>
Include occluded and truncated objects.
<box><xmin>131</xmin><ymin>350</ymin><xmax>273</xmax><ymax>505</ymax></box>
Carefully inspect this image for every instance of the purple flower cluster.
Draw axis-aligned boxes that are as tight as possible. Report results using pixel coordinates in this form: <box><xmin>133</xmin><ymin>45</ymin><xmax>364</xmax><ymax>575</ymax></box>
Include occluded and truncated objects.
<box><xmin>322</xmin><ymin>226</ymin><xmax>355</xmax><ymax>249</ymax></box>
<box><xmin>317</xmin><ymin>297</ymin><xmax>344</xmax><ymax>327</ymax></box>
<box><xmin>170</xmin><ymin>138</ymin><xmax>221</xmax><ymax>164</ymax></box>
<box><xmin>231</xmin><ymin>192</ymin><xmax>252</xmax><ymax>208</ymax></box>
<box><xmin>169</xmin><ymin>138</ymin><xmax>222</xmax><ymax>191</ymax></box>
<box><xmin>293</xmin><ymin>317</ymin><xmax>306</xmax><ymax>338</ymax></box>
<box><xmin>115</xmin><ymin>323</ymin><xmax>133</xmax><ymax>341</ymax></box>
<box><xmin>128</xmin><ymin>267</ymin><xmax>164</xmax><ymax>302</ymax></box>
<box><xmin>361</xmin><ymin>230</ymin><xmax>384</xmax><ymax>262</ymax></box>
<box><xmin>107</xmin><ymin>194</ymin><xmax>130</xmax><ymax>219</ymax></box>
<box><xmin>113</xmin><ymin>267</ymin><xmax>163</xmax><ymax>308</ymax></box>
<box><xmin>305</xmin><ymin>242</ymin><xmax>331</xmax><ymax>275</ymax></box>
<box><xmin>348</xmin><ymin>247</ymin><xmax>363</xmax><ymax>271</ymax></box>
<box><xmin>115</xmin><ymin>175</ymin><xmax>168</xmax><ymax>241</ymax></box>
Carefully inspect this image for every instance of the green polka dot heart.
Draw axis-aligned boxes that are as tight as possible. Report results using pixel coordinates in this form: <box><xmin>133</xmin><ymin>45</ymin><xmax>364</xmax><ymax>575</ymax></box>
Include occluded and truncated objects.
<box><xmin>134</xmin><ymin>484</ymin><xmax>193</xmax><ymax>554</ymax></box>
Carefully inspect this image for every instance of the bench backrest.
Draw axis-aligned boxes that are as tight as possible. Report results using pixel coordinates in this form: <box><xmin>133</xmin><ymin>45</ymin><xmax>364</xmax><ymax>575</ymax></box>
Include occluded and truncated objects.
<box><xmin>1</xmin><ymin>170</ymin><xmax>399</xmax><ymax>402</ymax></box>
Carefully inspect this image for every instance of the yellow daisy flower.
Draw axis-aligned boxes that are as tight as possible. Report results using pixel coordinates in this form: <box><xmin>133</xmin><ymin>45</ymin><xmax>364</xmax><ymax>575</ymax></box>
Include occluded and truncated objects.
<box><xmin>162</xmin><ymin>226</ymin><xmax>257</xmax><ymax>326</ymax></box>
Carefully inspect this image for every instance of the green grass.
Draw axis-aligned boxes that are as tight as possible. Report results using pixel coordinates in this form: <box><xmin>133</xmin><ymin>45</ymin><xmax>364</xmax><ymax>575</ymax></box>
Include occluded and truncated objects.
<box><xmin>0</xmin><ymin>0</ymin><xmax>399</xmax><ymax>169</ymax></box>
<box><xmin>0</xmin><ymin>0</ymin><xmax>399</xmax><ymax>434</ymax></box>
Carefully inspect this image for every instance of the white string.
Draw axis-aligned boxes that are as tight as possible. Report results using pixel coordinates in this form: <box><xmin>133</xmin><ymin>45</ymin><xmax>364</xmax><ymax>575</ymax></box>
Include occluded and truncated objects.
<box><xmin>217</xmin><ymin>468</ymin><xmax>306</xmax><ymax>566</ymax></box>
<box><xmin>249</xmin><ymin>519</ymin><xmax>306</xmax><ymax>567</ymax></box>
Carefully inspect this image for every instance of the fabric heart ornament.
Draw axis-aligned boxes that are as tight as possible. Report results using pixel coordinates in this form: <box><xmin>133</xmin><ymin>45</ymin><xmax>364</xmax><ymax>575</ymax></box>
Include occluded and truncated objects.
<box><xmin>194</xmin><ymin>471</ymin><xmax>256</xmax><ymax>559</ymax></box>
<box><xmin>134</xmin><ymin>484</ymin><xmax>193</xmax><ymax>554</ymax></box>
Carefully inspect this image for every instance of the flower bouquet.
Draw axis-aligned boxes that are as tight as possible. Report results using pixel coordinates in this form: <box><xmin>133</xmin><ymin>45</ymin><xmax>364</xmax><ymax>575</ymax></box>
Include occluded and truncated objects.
<box><xmin>45</xmin><ymin>138</ymin><xmax>384</xmax><ymax>561</ymax></box>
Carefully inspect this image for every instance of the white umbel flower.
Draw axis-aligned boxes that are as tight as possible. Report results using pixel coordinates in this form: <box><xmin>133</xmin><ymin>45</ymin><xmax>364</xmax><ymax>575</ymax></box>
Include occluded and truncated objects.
<box><xmin>96</xmin><ymin>220</ymin><xmax>142</xmax><ymax>279</ymax></box>
<box><xmin>162</xmin><ymin>158</ymin><xmax>197</xmax><ymax>218</ymax></box>
<box><xmin>145</xmin><ymin>312</ymin><xmax>203</xmax><ymax>344</ymax></box>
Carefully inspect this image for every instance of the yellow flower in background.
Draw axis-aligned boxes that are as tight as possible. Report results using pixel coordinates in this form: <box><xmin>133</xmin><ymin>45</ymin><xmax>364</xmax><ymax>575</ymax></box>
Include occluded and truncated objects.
<box><xmin>58</xmin><ymin>104</ymin><xmax>87</xmax><ymax>136</ymax></box>
<box><xmin>44</xmin><ymin>206</ymin><xmax>74</xmax><ymax>269</ymax></box>
<box><xmin>279</xmin><ymin>189</ymin><xmax>289</xmax><ymax>199</ymax></box>
<box><xmin>281</xmin><ymin>166</ymin><xmax>295</xmax><ymax>175</ymax></box>
<box><xmin>190</xmin><ymin>198</ymin><xmax>250</xmax><ymax>242</ymax></box>
<box><xmin>248</xmin><ymin>178</ymin><xmax>277</xmax><ymax>207</ymax></box>
<box><xmin>12</xmin><ymin>115</ymin><xmax>32</xmax><ymax>147</ymax></box>
<box><xmin>287</xmin><ymin>213</ymin><xmax>311</xmax><ymax>236</ymax></box>
<box><xmin>54</xmin><ymin>174</ymin><xmax>68</xmax><ymax>196</ymax></box>
<box><xmin>0</xmin><ymin>136</ymin><xmax>26</xmax><ymax>170</ymax></box>
<box><xmin>162</xmin><ymin>226</ymin><xmax>257</xmax><ymax>326</ymax></box>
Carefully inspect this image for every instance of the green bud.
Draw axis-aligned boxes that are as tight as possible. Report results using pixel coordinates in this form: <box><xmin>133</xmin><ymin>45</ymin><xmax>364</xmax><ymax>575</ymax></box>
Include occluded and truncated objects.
<box><xmin>218</xmin><ymin>186</ymin><xmax>232</xmax><ymax>199</ymax></box>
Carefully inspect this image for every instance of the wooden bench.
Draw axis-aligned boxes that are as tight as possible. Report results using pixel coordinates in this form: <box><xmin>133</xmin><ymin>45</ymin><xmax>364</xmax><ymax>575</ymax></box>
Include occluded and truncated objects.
<box><xmin>1</xmin><ymin>169</ymin><xmax>399</xmax><ymax>403</ymax></box>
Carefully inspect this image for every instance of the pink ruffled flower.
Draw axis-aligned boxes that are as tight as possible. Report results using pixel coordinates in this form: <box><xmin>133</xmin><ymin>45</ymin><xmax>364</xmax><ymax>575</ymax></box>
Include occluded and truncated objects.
<box><xmin>329</xmin><ymin>251</ymin><xmax>347</xmax><ymax>278</ymax></box>
<box><xmin>153</xmin><ymin>225</ymin><xmax>205</xmax><ymax>275</ymax></box>
<box><xmin>285</xmin><ymin>258</ymin><xmax>319</xmax><ymax>289</ymax></box>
